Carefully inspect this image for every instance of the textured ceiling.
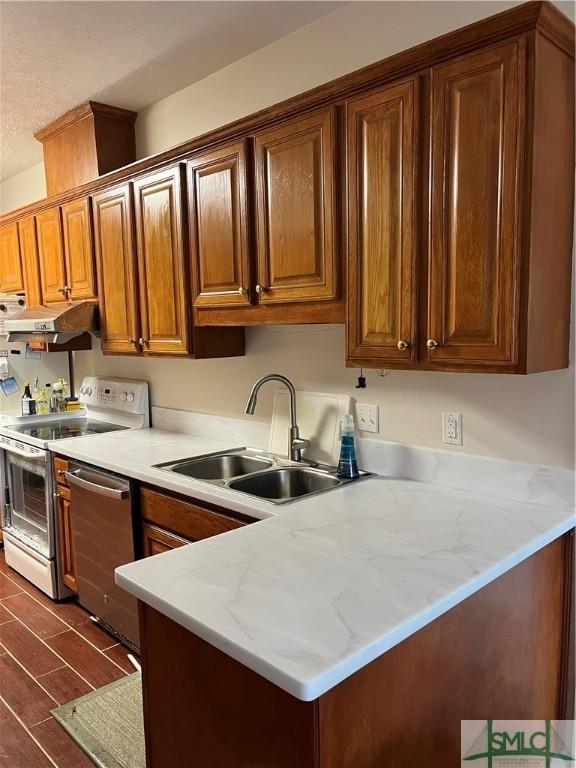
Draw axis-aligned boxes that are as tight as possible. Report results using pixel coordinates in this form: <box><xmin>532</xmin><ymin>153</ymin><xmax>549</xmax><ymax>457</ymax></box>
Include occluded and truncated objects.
<box><xmin>0</xmin><ymin>1</ymin><xmax>342</xmax><ymax>181</ymax></box>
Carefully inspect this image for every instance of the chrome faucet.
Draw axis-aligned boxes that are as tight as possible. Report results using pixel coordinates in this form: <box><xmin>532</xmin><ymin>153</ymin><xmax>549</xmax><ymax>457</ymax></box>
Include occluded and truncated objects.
<box><xmin>245</xmin><ymin>374</ymin><xmax>310</xmax><ymax>462</ymax></box>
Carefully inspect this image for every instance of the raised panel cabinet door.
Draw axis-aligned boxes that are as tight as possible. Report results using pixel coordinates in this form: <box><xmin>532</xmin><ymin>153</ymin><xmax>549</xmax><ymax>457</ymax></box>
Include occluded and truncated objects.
<box><xmin>17</xmin><ymin>217</ymin><xmax>42</xmax><ymax>306</ymax></box>
<box><xmin>133</xmin><ymin>165</ymin><xmax>190</xmax><ymax>356</ymax></box>
<box><xmin>92</xmin><ymin>184</ymin><xmax>140</xmax><ymax>354</ymax></box>
<box><xmin>254</xmin><ymin>108</ymin><xmax>337</xmax><ymax>304</ymax></box>
<box><xmin>427</xmin><ymin>41</ymin><xmax>522</xmax><ymax>365</ymax></box>
<box><xmin>36</xmin><ymin>207</ymin><xmax>67</xmax><ymax>303</ymax></box>
<box><xmin>61</xmin><ymin>197</ymin><xmax>97</xmax><ymax>301</ymax></box>
<box><xmin>347</xmin><ymin>78</ymin><xmax>418</xmax><ymax>364</ymax></box>
<box><xmin>56</xmin><ymin>487</ymin><xmax>78</xmax><ymax>593</ymax></box>
<box><xmin>187</xmin><ymin>140</ymin><xmax>251</xmax><ymax>307</ymax></box>
<box><xmin>0</xmin><ymin>223</ymin><xmax>23</xmax><ymax>293</ymax></box>
<box><xmin>142</xmin><ymin>523</ymin><xmax>189</xmax><ymax>557</ymax></box>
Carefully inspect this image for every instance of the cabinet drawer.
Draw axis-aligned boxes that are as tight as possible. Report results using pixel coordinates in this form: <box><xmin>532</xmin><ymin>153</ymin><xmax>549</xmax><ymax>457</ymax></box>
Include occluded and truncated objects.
<box><xmin>140</xmin><ymin>488</ymin><xmax>246</xmax><ymax>542</ymax></box>
<box><xmin>53</xmin><ymin>457</ymin><xmax>70</xmax><ymax>488</ymax></box>
<box><xmin>142</xmin><ymin>523</ymin><xmax>189</xmax><ymax>558</ymax></box>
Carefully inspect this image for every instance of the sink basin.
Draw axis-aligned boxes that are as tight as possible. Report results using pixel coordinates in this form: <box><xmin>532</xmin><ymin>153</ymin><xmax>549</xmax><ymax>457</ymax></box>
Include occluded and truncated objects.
<box><xmin>170</xmin><ymin>453</ymin><xmax>273</xmax><ymax>481</ymax></box>
<box><xmin>229</xmin><ymin>467</ymin><xmax>342</xmax><ymax>502</ymax></box>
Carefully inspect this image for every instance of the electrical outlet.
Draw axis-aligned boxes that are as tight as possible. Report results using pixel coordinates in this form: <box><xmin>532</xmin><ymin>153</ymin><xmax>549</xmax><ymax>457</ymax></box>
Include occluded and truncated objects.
<box><xmin>442</xmin><ymin>412</ymin><xmax>462</xmax><ymax>446</ymax></box>
<box><xmin>356</xmin><ymin>403</ymin><xmax>379</xmax><ymax>433</ymax></box>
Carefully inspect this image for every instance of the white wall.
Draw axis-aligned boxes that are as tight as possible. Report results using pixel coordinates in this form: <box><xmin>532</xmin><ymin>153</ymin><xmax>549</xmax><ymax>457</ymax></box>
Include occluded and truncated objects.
<box><xmin>0</xmin><ymin>162</ymin><xmax>45</xmax><ymax>214</ymax></box>
<box><xmin>2</xmin><ymin>1</ymin><xmax>574</xmax><ymax>467</ymax></box>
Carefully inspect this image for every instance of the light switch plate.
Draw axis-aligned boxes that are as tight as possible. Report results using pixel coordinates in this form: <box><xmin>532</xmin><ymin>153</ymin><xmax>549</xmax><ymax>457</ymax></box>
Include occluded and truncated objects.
<box><xmin>356</xmin><ymin>403</ymin><xmax>379</xmax><ymax>433</ymax></box>
<box><xmin>442</xmin><ymin>412</ymin><xmax>462</xmax><ymax>445</ymax></box>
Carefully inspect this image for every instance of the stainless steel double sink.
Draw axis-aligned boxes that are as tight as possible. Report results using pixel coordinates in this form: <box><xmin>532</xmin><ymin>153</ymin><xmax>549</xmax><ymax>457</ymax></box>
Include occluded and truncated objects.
<box><xmin>155</xmin><ymin>448</ymin><xmax>371</xmax><ymax>505</ymax></box>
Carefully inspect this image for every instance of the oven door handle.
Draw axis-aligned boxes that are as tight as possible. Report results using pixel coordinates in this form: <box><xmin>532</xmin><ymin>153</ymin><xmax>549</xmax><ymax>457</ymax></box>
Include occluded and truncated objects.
<box><xmin>3</xmin><ymin>445</ymin><xmax>47</xmax><ymax>462</ymax></box>
<box><xmin>65</xmin><ymin>470</ymin><xmax>130</xmax><ymax>500</ymax></box>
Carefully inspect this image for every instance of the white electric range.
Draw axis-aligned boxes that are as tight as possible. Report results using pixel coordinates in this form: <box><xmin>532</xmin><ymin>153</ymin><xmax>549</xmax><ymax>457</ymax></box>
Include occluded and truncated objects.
<box><xmin>0</xmin><ymin>376</ymin><xmax>149</xmax><ymax>598</ymax></box>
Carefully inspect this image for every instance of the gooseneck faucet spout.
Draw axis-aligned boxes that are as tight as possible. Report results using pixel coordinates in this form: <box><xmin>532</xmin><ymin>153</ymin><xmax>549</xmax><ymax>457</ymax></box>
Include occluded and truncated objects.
<box><xmin>245</xmin><ymin>374</ymin><xmax>310</xmax><ymax>462</ymax></box>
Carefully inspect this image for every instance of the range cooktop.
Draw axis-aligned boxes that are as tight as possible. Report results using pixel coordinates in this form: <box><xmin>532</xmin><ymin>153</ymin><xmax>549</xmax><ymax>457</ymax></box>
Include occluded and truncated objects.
<box><xmin>7</xmin><ymin>419</ymin><xmax>128</xmax><ymax>441</ymax></box>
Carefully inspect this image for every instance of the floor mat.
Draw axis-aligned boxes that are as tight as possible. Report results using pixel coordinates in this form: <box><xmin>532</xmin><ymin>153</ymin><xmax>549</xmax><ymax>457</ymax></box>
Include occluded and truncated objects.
<box><xmin>51</xmin><ymin>672</ymin><xmax>145</xmax><ymax>768</ymax></box>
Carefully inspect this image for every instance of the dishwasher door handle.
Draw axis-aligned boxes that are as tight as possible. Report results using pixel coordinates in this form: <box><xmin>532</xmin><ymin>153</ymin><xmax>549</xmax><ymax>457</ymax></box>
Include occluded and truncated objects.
<box><xmin>65</xmin><ymin>470</ymin><xmax>130</xmax><ymax>500</ymax></box>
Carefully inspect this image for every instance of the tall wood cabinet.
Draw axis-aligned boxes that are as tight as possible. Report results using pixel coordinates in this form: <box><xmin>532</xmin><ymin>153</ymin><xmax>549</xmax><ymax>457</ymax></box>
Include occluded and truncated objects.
<box><xmin>347</xmin><ymin>32</ymin><xmax>574</xmax><ymax>373</ymax></box>
<box><xmin>92</xmin><ymin>183</ymin><xmax>140</xmax><ymax>354</ymax></box>
<box><xmin>187</xmin><ymin>140</ymin><xmax>252</xmax><ymax>308</ymax></box>
<box><xmin>427</xmin><ymin>42</ymin><xmax>521</xmax><ymax>366</ymax></box>
<box><xmin>0</xmin><ymin>223</ymin><xmax>23</xmax><ymax>293</ymax></box>
<box><xmin>254</xmin><ymin>108</ymin><xmax>337</xmax><ymax>304</ymax></box>
<box><xmin>18</xmin><ymin>217</ymin><xmax>43</xmax><ymax>306</ymax></box>
<box><xmin>347</xmin><ymin>78</ymin><xmax>418</xmax><ymax>365</ymax></box>
<box><xmin>36</xmin><ymin>207</ymin><xmax>67</xmax><ymax>303</ymax></box>
<box><xmin>133</xmin><ymin>166</ymin><xmax>190</xmax><ymax>356</ymax></box>
<box><xmin>61</xmin><ymin>197</ymin><xmax>97</xmax><ymax>301</ymax></box>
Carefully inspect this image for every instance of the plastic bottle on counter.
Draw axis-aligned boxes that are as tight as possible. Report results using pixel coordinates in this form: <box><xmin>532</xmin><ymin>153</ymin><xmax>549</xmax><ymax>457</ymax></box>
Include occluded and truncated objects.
<box><xmin>336</xmin><ymin>413</ymin><xmax>359</xmax><ymax>480</ymax></box>
<box><xmin>52</xmin><ymin>379</ymin><xmax>68</xmax><ymax>412</ymax></box>
<box><xmin>36</xmin><ymin>389</ymin><xmax>50</xmax><ymax>415</ymax></box>
<box><xmin>21</xmin><ymin>383</ymin><xmax>37</xmax><ymax>417</ymax></box>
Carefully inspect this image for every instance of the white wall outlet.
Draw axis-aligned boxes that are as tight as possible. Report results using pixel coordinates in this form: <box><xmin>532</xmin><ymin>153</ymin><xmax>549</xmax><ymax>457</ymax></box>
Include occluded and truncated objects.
<box><xmin>355</xmin><ymin>403</ymin><xmax>379</xmax><ymax>433</ymax></box>
<box><xmin>442</xmin><ymin>412</ymin><xmax>463</xmax><ymax>446</ymax></box>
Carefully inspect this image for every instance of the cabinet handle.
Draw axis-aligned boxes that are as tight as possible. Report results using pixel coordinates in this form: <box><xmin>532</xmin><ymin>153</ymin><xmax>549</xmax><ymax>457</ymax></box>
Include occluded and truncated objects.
<box><xmin>128</xmin><ymin>338</ymin><xmax>136</xmax><ymax>345</ymax></box>
<box><xmin>427</xmin><ymin>339</ymin><xmax>439</xmax><ymax>350</ymax></box>
<box><xmin>138</xmin><ymin>338</ymin><xmax>149</xmax><ymax>346</ymax></box>
<box><xmin>206</xmin><ymin>287</ymin><xmax>249</xmax><ymax>297</ymax></box>
<box><xmin>58</xmin><ymin>287</ymin><xmax>66</xmax><ymax>294</ymax></box>
<box><xmin>397</xmin><ymin>340</ymin><xmax>410</xmax><ymax>352</ymax></box>
<box><xmin>255</xmin><ymin>284</ymin><xmax>269</xmax><ymax>294</ymax></box>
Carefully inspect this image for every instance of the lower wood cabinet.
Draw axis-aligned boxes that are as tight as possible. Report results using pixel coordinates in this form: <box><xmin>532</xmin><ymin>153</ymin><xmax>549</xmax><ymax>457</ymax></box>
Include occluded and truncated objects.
<box><xmin>142</xmin><ymin>522</ymin><xmax>189</xmax><ymax>557</ymax></box>
<box><xmin>140</xmin><ymin>487</ymin><xmax>249</xmax><ymax>557</ymax></box>
<box><xmin>0</xmin><ymin>222</ymin><xmax>23</xmax><ymax>293</ymax></box>
<box><xmin>55</xmin><ymin>483</ymin><xmax>78</xmax><ymax>593</ymax></box>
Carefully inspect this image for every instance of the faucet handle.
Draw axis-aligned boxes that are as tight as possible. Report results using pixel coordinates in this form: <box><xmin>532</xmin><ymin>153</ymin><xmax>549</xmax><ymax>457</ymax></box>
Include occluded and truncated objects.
<box><xmin>292</xmin><ymin>437</ymin><xmax>310</xmax><ymax>450</ymax></box>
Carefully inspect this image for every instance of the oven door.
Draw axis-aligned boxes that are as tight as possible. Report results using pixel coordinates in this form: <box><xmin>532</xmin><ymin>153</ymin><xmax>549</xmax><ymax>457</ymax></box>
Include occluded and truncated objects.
<box><xmin>3</xmin><ymin>448</ymin><xmax>53</xmax><ymax>559</ymax></box>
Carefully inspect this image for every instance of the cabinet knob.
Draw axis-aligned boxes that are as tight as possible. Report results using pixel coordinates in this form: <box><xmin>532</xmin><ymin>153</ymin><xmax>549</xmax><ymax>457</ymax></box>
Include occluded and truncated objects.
<box><xmin>128</xmin><ymin>338</ymin><xmax>136</xmax><ymax>345</ymax></box>
<box><xmin>397</xmin><ymin>340</ymin><xmax>410</xmax><ymax>352</ymax></box>
<box><xmin>238</xmin><ymin>287</ymin><xmax>248</xmax><ymax>296</ymax></box>
<box><xmin>58</xmin><ymin>287</ymin><xmax>66</xmax><ymax>294</ymax></box>
<box><xmin>426</xmin><ymin>339</ymin><xmax>439</xmax><ymax>350</ymax></box>
<box><xmin>255</xmin><ymin>284</ymin><xmax>269</xmax><ymax>294</ymax></box>
<box><xmin>138</xmin><ymin>338</ymin><xmax>149</xmax><ymax>346</ymax></box>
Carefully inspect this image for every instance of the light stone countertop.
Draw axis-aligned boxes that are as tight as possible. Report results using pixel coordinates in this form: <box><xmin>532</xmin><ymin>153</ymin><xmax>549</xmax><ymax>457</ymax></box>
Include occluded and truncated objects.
<box><xmin>48</xmin><ymin>426</ymin><xmax>575</xmax><ymax>701</ymax></box>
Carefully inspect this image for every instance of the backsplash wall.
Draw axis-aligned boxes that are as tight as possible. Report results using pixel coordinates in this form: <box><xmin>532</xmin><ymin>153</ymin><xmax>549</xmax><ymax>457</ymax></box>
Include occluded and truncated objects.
<box><xmin>2</xmin><ymin>2</ymin><xmax>574</xmax><ymax>468</ymax></box>
<box><xmin>72</xmin><ymin>324</ymin><xmax>575</xmax><ymax>469</ymax></box>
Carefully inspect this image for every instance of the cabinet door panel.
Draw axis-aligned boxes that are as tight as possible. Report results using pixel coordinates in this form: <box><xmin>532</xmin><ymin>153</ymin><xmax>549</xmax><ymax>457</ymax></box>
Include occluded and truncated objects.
<box><xmin>62</xmin><ymin>197</ymin><xmax>97</xmax><ymax>301</ymax></box>
<box><xmin>347</xmin><ymin>79</ymin><xmax>418</xmax><ymax>364</ymax></box>
<box><xmin>92</xmin><ymin>184</ymin><xmax>140</xmax><ymax>354</ymax></box>
<box><xmin>56</xmin><ymin>487</ymin><xmax>77</xmax><ymax>593</ymax></box>
<box><xmin>255</xmin><ymin>108</ymin><xmax>336</xmax><ymax>303</ymax></box>
<box><xmin>0</xmin><ymin>223</ymin><xmax>23</xmax><ymax>293</ymax></box>
<box><xmin>428</xmin><ymin>42</ymin><xmax>521</xmax><ymax>364</ymax></box>
<box><xmin>17</xmin><ymin>217</ymin><xmax>42</xmax><ymax>306</ymax></box>
<box><xmin>142</xmin><ymin>523</ymin><xmax>189</xmax><ymax>557</ymax></box>
<box><xmin>36</xmin><ymin>207</ymin><xmax>66</xmax><ymax>303</ymax></box>
<box><xmin>134</xmin><ymin>166</ymin><xmax>190</xmax><ymax>356</ymax></box>
<box><xmin>188</xmin><ymin>141</ymin><xmax>251</xmax><ymax>307</ymax></box>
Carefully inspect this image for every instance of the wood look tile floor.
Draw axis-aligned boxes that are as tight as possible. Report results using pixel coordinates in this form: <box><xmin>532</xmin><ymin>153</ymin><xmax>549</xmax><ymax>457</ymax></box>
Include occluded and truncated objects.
<box><xmin>0</xmin><ymin>547</ymin><xmax>134</xmax><ymax>767</ymax></box>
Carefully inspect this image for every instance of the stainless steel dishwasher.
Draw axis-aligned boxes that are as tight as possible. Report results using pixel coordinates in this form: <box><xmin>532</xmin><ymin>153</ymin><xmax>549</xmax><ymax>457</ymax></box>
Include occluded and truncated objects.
<box><xmin>65</xmin><ymin>461</ymin><xmax>139</xmax><ymax>649</ymax></box>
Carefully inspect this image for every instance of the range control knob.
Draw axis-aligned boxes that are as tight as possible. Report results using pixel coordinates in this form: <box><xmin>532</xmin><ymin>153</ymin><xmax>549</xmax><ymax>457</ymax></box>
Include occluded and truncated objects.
<box><xmin>126</xmin><ymin>393</ymin><xmax>135</xmax><ymax>403</ymax></box>
<box><xmin>120</xmin><ymin>392</ymin><xmax>127</xmax><ymax>402</ymax></box>
<box><xmin>86</xmin><ymin>386</ymin><xmax>92</xmax><ymax>396</ymax></box>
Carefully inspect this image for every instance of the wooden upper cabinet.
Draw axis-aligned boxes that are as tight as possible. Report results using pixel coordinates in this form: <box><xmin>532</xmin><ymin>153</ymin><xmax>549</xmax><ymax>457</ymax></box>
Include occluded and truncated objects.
<box><xmin>254</xmin><ymin>108</ymin><xmax>337</xmax><ymax>304</ymax></box>
<box><xmin>17</xmin><ymin>217</ymin><xmax>42</xmax><ymax>306</ymax></box>
<box><xmin>92</xmin><ymin>183</ymin><xmax>140</xmax><ymax>354</ymax></box>
<box><xmin>0</xmin><ymin>223</ymin><xmax>23</xmax><ymax>293</ymax></box>
<box><xmin>133</xmin><ymin>165</ymin><xmax>190</xmax><ymax>356</ymax></box>
<box><xmin>347</xmin><ymin>78</ymin><xmax>418</xmax><ymax>365</ymax></box>
<box><xmin>427</xmin><ymin>42</ymin><xmax>521</xmax><ymax>366</ymax></box>
<box><xmin>61</xmin><ymin>197</ymin><xmax>97</xmax><ymax>301</ymax></box>
<box><xmin>36</xmin><ymin>207</ymin><xmax>67</xmax><ymax>303</ymax></box>
<box><xmin>187</xmin><ymin>140</ymin><xmax>251</xmax><ymax>308</ymax></box>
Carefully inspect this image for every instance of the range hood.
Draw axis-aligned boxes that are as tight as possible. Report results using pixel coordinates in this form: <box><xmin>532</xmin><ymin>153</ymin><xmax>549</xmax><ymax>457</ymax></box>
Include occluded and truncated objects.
<box><xmin>5</xmin><ymin>302</ymin><xmax>99</xmax><ymax>345</ymax></box>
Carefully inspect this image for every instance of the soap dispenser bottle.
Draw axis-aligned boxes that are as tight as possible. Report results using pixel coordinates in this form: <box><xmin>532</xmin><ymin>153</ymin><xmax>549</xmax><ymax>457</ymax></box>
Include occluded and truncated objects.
<box><xmin>336</xmin><ymin>413</ymin><xmax>359</xmax><ymax>479</ymax></box>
